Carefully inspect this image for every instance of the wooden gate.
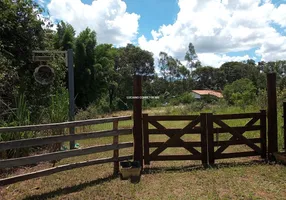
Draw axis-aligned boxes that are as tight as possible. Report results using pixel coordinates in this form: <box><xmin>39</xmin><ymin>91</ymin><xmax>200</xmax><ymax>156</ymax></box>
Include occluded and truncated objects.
<box><xmin>143</xmin><ymin>111</ymin><xmax>267</xmax><ymax>166</ymax></box>
<box><xmin>143</xmin><ymin>114</ymin><xmax>208</xmax><ymax>166</ymax></box>
<box><xmin>207</xmin><ymin>111</ymin><xmax>267</xmax><ymax>164</ymax></box>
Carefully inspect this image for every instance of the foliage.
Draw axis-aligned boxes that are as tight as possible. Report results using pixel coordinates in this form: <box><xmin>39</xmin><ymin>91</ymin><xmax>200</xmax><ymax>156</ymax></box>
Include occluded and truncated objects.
<box><xmin>185</xmin><ymin>42</ymin><xmax>201</xmax><ymax>73</ymax></box>
<box><xmin>0</xmin><ymin>0</ymin><xmax>46</xmax><ymax>119</ymax></box>
<box><xmin>47</xmin><ymin>88</ymin><xmax>69</xmax><ymax>124</ymax></box>
<box><xmin>0</xmin><ymin>94</ymin><xmax>38</xmax><ymax>159</ymax></box>
<box><xmin>170</xmin><ymin>92</ymin><xmax>195</xmax><ymax>105</ymax></box>
<box><xmin>223</xmin><ymin>78</ymin><xmax>257</xmax><ymax>107</ymax></box>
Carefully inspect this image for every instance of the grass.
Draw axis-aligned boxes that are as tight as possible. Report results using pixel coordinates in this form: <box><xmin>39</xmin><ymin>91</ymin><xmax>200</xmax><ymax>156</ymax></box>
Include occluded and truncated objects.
<box><xmin>1</xmin><ymin>105</ymin><xmax>286</xmax><ymax>200</ymax></box>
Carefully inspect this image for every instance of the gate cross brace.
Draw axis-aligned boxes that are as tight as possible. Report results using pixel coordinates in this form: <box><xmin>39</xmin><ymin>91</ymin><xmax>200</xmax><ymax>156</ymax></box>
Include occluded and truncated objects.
<box><xmin>213</xmin><ymin>117</ymin><xmax>261</xmax><ymax>155</ymax></box>
<box><xmin>149</xmin><ymin>117</ymin><xmax>201</xmax><ymax>158</ymax></box>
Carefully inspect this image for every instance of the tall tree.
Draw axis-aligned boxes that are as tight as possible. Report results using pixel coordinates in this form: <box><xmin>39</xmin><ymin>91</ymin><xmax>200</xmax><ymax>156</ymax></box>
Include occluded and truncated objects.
<box><xmin>0</xmin><ymin>0</ymin><xmax>52</xmax><ymax>119</ymax></box>
<box><xmin>74</xmin><ymin>28</ymin><xmax>97</xmax><ymax>108</ymax></box>
<box><xmin>116</xmin><ymin>44</ymin><xmax>155</xmax><ymax>109</ymax></box>
<box><xmin>185</xmin><ymin>42</ymin><xmax>201</xmax><ymax>74</ymax></box>
<box><xmin>54</xmin><ymin>21</ymin><xmax>75</xmax><ymax>50</ymax></box>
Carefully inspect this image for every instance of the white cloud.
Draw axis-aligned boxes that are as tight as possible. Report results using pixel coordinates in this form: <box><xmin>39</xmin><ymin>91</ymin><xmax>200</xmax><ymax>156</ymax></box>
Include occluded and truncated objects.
<box><xmin>47</xmin><ymin>0</ymin><xmax>140</xmax><ymax>46</ymax></box>
<box><xmin>138</xmin><ymin>0</ymin><xmax>286</xmax><ymax>67</ymax></box>
<box><xmin>198</xmin><ymin>53</ymin><xmax>253</xmax><ymax>67</ymax></box>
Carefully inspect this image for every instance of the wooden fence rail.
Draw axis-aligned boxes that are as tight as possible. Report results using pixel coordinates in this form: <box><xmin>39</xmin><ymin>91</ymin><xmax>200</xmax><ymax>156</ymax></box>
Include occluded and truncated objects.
<box><xmin>0</xmin><ymin>116</ymin><xmax>133</xmax><ymax>186</ymax></box>
<box><xmin>0</xmin><ymin>116</ymin><xmax>131</xmax><ymax>133</ymax></box>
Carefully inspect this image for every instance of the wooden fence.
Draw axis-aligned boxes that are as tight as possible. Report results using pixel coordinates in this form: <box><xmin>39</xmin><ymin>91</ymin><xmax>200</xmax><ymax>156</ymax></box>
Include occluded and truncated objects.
<box><xmin>143</xmin><ymin>111</ymin><xmax>267</xmax><ymax>166</ymax></box>
<box><xmin>143</xmin><ymin>114</ymin><xmax>207</xmax><ymax>166</ymax></box>
<box><xmin>208</xmin><ymin>111</ymin><xmax>266</xmax><ymax>164</ymax></box>
<box><xmin>0</xmin><ymin>116</ymin><xmax>133</xmax><ymax>186</ymax></box>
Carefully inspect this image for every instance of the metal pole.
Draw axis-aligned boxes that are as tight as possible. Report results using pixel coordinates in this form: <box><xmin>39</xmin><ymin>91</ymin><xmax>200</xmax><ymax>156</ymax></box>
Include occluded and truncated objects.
<box><xmin>68</xmin><ymin>49</ymin><xmax>75</xmax><ymax>149</ymax></box>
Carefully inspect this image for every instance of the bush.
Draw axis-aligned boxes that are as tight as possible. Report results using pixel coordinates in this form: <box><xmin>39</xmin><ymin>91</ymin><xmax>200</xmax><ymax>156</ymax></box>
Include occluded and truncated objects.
<box><xmin>170</xmin><ymin>92</ymin><xmax>195</xmax><ymax>105</ymax></box>
<box><xmin>0</xmin><ymin>94</ymin><xmax>37</xmax><ymax>159</ymax></box>
<box><xmin>223</xmin><ymin>78</ymin><xmax>257</xmax><ymax>107</ymax></box>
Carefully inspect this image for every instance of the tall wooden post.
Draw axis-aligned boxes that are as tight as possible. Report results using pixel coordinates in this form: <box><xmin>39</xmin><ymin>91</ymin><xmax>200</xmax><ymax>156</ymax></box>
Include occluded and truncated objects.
<box><xmin>283</xmin><ymin>102</ymin><xmax>286</xmax><ymax>151</ymax></box>
<box><xmin>200</xmin><ymin>113</ymin><xmax>208</xmax><ymax>168</ymax></box>
<box><xmin>68</xmin><ymin>49</ymin><xmax>75</xmax><ymax>149</ymax></box>
<box><xmin>113</xmin><ymin>120</ymin><xmax>119</xmax><ymax>175</ymax></box>
<box><xmin>207</xmin><ymin>113</ymin><xmax>214</xmax><ymax>166</ymax></box>
<box><xmin>267</xmin><ymin>73</ymin><xmax>278</xmax><ymax>160</ymax></box>
<box><xmin>133</xmin><ymin>75</ymin><xmax>143</xmax><ymax>167</ymax></box>
<box><xmin>260</xmin><ymin>110</ymin><xmax>267</xmax><ymax>159</ymax></box>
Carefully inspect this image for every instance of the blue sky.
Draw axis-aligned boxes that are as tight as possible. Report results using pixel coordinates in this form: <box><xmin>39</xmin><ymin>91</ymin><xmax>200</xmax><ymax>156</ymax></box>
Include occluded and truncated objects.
<box><xmin>40</xmin><ymin>0</ymin><xmax>286</xmax><ymax>67</ymax></box>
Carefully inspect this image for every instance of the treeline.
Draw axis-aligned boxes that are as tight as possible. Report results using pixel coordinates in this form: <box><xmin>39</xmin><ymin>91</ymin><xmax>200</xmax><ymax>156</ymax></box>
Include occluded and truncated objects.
<box><xmin>1</xmin><ymin>0</ymin><xmax>286</xmax><ymax>124</ymax></box>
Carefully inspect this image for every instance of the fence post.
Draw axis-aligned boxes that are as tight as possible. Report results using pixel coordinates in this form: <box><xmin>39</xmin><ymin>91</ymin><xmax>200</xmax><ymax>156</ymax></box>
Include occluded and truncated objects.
<box><xmin>133</xmin><ymin>75</ymin><xmax>143</xmax><ymax>168</ymax></box>
<box><xmin>200</xmin><ymin>113</ymin><xmax>208</xmax><ymax>167</ymax></box>
<box><xmin>143</xmin><ymin>114</ymin><xmax>150</xmax><ymax>165</ymax></box>
<box><xmin>260</xmin><ymin>110</ymin><xmax>267</xmax><ymax>159</ymax></box>
<box><xmin>113</xmin><ymin>120</ymin><xmax>119</xmax><ymax>175</ymax></box>
<box><xmin>68</xmin><ymin>49</ymin><xmax>75</xmax><ymax>149</ymax></box>
<box><xmin>267</xmin><ymin>73</ymin><xmax>278</xmax><ymax>160</ymax></box>
<box><xmin>207</xmin><ymin>113</ymin><xmax>214</xmax><ymax>166</ymax></box>
<box><xmin>283</xmin><ymin>102</ymin><xmax>286</xmax><ymax>151</ymax></box>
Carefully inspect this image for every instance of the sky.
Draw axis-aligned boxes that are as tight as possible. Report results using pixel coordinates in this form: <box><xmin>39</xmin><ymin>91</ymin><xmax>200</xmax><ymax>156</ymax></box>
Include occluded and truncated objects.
<box><xmin>37</xmin><ymin>0</ymin><xmax>286</xmax><ymax>68</ymax></box>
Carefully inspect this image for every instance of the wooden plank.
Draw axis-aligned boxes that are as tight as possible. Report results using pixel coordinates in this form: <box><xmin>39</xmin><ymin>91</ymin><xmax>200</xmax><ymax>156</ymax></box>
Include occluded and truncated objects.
<box><xmin>207</xmin><ymin>113</ymin><xmax>215</xmax><ymax>165</ymax></box>
<box><xmin>214</xmin><ymin>113</ymin><xmax>261</xmax><ymax>120</ymax></box>
<box><xmin>149</xmin><ymin>117</ymin><xmax>201</xmax><ymax>158</ymax></box>
<box><xmin>213</xmin><ymin>138</ymin><xmax>261</xmax><ymax>146</ymax></box>
<box><xmin>0</xmin><ymin>116</ymin><xmax>132</xmax><ymax>133</ymax></box>
<box><xmin>214</xmin><ymin>116</ymin><xmax>260</xmax><ymax>155</ymax></box>
<box><xmin>213</xmin><ymin>125</ymin><xmax>261</xmax><ymax>133</ymax></box>
<box><xmin>133</xmin><ymin>75</ymin><xmax>143</xmax><ymax>166</ymax></box>
<box><xmin>0</xmin><ymin>155</ymin><xmax>133</xmax><ymax>186</ymax></box>
<box><xmin>113</xmin><ymin>120</ymin><xmax>119</xmax><ymax>175</ymax></box>
<box><xmin>148</xmin><ymin>121</ymin><xmax>166</xmax><ymax>130</ymax></box>
<box><xmin>215</xmin><ymin>151</ymin><xmax>259</xmax><ymax>159</ymax></box>
<box><xmin>149</xmin><ymin>120</ymin><xmax>201</xmax><ymax>156</ymax></box>
<box><xmin>0</xmin><ymin>142</ymin><xmax>133</xmax><ymax>169</ymax></box>
<box><xmin>200</xmin><ymin>113</ymin><xmax>208</xmax><ymax>167</ymax></box>
<box><xmin>147</xmin><ymin>115</ymin><xmax>199</xmax><ymax>121</ymax></box>
<box><xmin>149</xmin><ymin>141</ymin><xmax>202</xmax><ymax>148</ymax></box>
<box><xmin>267</xmin><ymin>73</ymin><xmax>278</xmax><ymax>160</ymax></box>
<box><xmin>33</xmin><ymin>56</ymin><xmax>53</xmax><ymax>61</ymax></box>
<box><xmin>260</xmin><ymin>110</ymin><xmax>267</xmax><ymax>159</ymax></box>
<box><xmin>143</xmin><ymin>114</ymin><xmax>150</xmax><ymax>165</ymax></box>
<box><xmin>151</xmin><ymin>155</ymin><xmax>201</xmax><ymax>161</ymax></box>
<box><xmin>0</xmin><ymin>129</ymin><xmax>132</xmax><ymax>151</ymax></box>
<box><xmin>213</xmin><ymin>118</ymin><xmax>261</xmax><ymax>154</ymax></box>
<box><xmin>148</xmin><ymin>128</ymin><xmax>201</xmax><ymax>134</ymax></box>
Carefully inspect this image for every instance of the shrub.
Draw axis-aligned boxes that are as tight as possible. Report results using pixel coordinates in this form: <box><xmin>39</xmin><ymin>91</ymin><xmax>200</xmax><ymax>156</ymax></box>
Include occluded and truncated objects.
<box><xmin>223</xmin><ymin>78</ymin><xmax>257</xmax><ymax>107</ymax></box>
<box><xmin>170</xmin><ymin>92</ymin><xmax>195</xmax><ymax>105</ymax></box>
<box><xmin>0</xmin><ymin>94</ymin><xmax>37</xmax><ymax>159</ymax></box>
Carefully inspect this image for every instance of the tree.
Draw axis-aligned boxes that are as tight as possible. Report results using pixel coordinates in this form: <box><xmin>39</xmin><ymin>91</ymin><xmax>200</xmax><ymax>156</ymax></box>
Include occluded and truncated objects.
<box><xmin>223</xmin><ymin>78</ymin><xmax>257</xmax><ymax>106</ymax></box>
<box><xmin>74</xmin><ymin>28</ymin><xmax>98</xmax><ymax>108</ymax></box>
<box><xmin>0</xmin><ymin>0</ymin><xmax>52</xmax><ymax>119</ymax></box>
<box><xmin>94</xmin><ymin>44</ymin><xmax>119</xmax><ymax>109</ymax></box>
<box><xmin>116</xmin><ymin>44</ymin><xmax>155</xmax><ymax>109</ymax></box>
<box><xmin>54</xmin><ymin>21</ymin><xmax>75</xmax><ymax>50</ymax></box>
<box><xmin>192</xmin><ymin>66</ymin><xmax>225</xmax><ymax>90</ymax></box>
<box><xmin>159</xmin><ymin>51</ymin><xmax>189</xmax><ymax>81</ymax></box>
<box><xmin>185</xmin><ymin>42</ymin><xmax>200</xmax><ymax>74</ymax></box>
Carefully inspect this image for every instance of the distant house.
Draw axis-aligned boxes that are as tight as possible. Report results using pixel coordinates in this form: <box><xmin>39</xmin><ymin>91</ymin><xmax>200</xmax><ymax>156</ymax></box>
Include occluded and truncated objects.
<box><xmin>191</xmin><ymin>90</ymin><xmax>223</xmax><ymax>99</ymax></box>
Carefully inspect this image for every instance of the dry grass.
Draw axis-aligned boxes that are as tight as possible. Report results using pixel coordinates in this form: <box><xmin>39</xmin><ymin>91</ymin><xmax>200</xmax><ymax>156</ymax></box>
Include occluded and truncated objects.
<box><xmin>1</xmin><ymin>106</ymin><xmax>286</xmax><ymax>200</ymax></box>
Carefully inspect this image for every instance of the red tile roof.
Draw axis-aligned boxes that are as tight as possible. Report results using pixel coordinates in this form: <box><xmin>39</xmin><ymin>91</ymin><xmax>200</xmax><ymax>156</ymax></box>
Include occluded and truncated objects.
<box><xmin>192</xmin><ymin>90</ymin><xmax>223</xmax><ymax>98</ymax></box>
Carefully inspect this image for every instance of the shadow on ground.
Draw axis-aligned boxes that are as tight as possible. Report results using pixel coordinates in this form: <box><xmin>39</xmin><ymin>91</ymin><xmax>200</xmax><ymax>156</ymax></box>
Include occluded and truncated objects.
<box><xmin>22</xmin><ymin>174</ymin><xmax>117</xmax><ymax>200</ymax></box>
<box><xmin>22</xmin><ymin>160</ymin><xmax>267</xmax><ymax>200</ymax></box>
<box><xmin>142</xmin><ymin>159</ymin><xmax>266</xmax><ymax>175</ymax></box>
